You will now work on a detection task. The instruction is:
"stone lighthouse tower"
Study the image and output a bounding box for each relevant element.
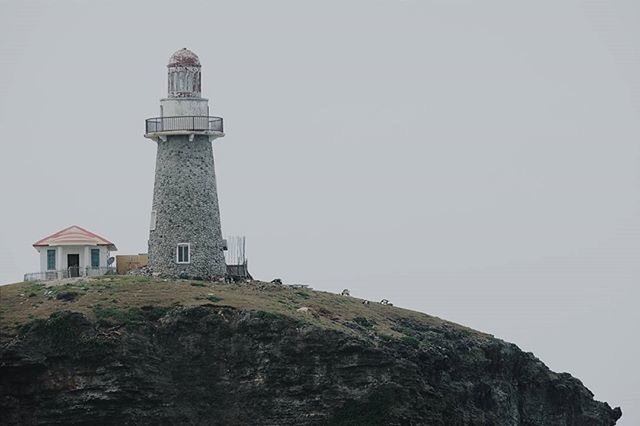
[144,48,226,279]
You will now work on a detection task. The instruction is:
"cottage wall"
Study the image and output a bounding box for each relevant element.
[38,246,110,272]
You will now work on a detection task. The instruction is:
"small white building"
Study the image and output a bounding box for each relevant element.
[25,225,117,281]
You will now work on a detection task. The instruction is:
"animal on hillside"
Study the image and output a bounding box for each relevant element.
[341,289,350,296]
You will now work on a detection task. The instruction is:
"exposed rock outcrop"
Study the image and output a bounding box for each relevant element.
[0,305,621,425]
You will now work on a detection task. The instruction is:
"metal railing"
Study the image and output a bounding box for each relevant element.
[24,267,116,282]
[145,116,223,134]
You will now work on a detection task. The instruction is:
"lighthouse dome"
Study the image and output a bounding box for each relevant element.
[167,48,201,98]
[168,48,201,67]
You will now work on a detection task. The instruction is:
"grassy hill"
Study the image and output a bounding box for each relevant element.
[0,275,480,342]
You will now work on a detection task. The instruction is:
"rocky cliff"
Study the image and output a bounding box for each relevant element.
[0,277,622,425]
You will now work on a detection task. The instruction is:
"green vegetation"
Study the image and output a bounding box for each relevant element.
[295,291,310,299]
[0,276,483,341]
[255,310,290,321]
[21,312,82,350]
[93,305,145,324]
[92,304,173,325]
[401,335,420,348]
[353,317,376,328]
[56,291,80,302]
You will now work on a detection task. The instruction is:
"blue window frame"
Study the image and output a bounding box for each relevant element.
[47,249,56,270]
[91,249,100,268]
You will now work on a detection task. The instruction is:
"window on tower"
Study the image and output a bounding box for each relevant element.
[177,243,190,264]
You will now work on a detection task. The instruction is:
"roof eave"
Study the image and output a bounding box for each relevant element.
[32,243,118,251]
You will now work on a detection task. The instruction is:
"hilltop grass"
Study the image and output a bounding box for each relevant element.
[0,276,486,341]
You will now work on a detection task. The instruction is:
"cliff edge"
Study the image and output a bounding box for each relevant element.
[0,277,622,425]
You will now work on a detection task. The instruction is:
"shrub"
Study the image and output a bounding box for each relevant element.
[295,291,310,299]
[47,315,80,346]
[93,305,144,324]
[401,335,420,348]
[140,305,171,320]
[255,311,289,321]
[353,317,376,328]
[56,291,80,302]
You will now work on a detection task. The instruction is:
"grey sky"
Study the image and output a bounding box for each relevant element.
[1,0,639,423]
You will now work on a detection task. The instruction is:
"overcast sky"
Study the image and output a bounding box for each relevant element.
[1,0,639,423]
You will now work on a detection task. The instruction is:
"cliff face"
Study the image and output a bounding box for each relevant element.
[1,301,621,425]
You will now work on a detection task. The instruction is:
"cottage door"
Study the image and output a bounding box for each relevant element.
[67,254,80,277]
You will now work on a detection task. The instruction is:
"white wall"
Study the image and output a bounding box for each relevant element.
[37,246,110,272]
[159,98,208,117]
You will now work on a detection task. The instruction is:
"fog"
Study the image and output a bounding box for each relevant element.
[1,1,639,423]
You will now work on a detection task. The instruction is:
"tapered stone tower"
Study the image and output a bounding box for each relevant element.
[144,48,226,279]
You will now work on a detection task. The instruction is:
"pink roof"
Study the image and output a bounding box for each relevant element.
[33,225,117,250]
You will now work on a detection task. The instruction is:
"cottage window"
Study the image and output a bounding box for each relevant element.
[91,249,100,268]
[47,249,56,270]
[177,243,190,264]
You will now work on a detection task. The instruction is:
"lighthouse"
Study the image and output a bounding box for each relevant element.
[144,48,226,279]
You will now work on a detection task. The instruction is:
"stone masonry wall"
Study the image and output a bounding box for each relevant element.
[148,135,226,278]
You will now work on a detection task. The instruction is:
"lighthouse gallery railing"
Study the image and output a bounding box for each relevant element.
[145,116,223,134]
